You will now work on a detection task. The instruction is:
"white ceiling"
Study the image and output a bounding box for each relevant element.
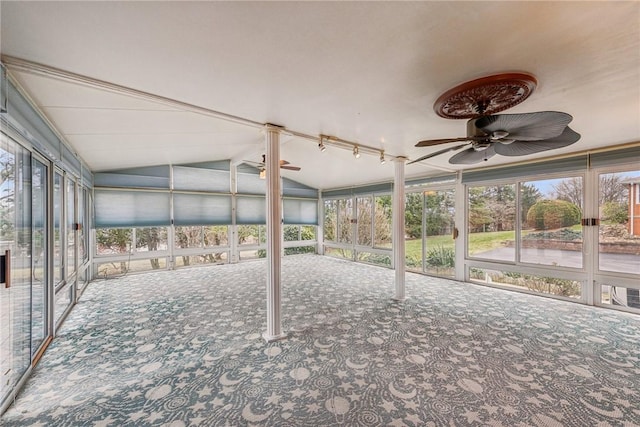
[1,1,639,190]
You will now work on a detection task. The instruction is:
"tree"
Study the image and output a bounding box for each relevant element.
[552,177,582,206]
[96,228,132,272]
[520,183,543,224]
[404,193,422,239]
[553,175,626,207]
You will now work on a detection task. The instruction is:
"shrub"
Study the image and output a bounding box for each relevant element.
[526,199,581,230]
[426,245,455,268]
[601,201,628,224]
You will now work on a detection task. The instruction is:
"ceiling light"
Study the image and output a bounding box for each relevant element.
[259,169,266,179]
[353,146,360,159]
[379,150,385,164]
[318,138,327,152]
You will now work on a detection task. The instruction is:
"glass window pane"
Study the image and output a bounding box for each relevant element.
[338,199,353,244]
[301,225,316,241]
[325,247,353,260]
[175,253,228,267]
[600,284,640,311]
[425,189,455,278]
[468,184,516,261]
[323,200,337,242]
[175,226,203,249]
[374,195,392,248]
[204,226,228,247]
[53,172,63,284]
[66,177,76,276]
[357,196,372,246]
[284,225,300,242]
[405,193,423,272]
[238,225,260,245]
[135,227,168,252]
[520,178,583,268]
[598,171,640,274]
[469,268,582,299]
[96,228,132,255]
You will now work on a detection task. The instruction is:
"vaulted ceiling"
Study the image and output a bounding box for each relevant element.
[1,1,639,189]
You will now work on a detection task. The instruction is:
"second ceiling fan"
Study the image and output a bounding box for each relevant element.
[409,73,581,165]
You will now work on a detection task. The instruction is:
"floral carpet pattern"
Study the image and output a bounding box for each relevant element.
[2,255,640,426]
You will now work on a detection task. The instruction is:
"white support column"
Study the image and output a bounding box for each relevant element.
[229,163,238,264]
[454,171,466,281]
[393,157,407,301]
[263,124,287,342]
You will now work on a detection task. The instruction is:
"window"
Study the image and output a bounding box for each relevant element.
[469,267,582,299]
[323,200,337,242]
[467,184,516,262]
[519,178,583,268]
[374,195,392,248]
[337,199,353,244]
[598,171,640,274]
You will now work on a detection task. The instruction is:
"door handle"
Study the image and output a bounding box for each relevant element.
[1,250,10,288]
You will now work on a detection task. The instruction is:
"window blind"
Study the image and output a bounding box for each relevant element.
[462,156,588,183]
[173,193,232,225]
[283,198,318,225]
[94,189,170,228]
[173,166,230,193]
[236,195,266,224]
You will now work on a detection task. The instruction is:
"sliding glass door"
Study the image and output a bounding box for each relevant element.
[31,156,49,356]
[0,134,32,408]
[405,188,456,278]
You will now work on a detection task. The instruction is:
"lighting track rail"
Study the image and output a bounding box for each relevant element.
[2,55,402,161]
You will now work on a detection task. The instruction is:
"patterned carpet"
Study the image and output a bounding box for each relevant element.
[2,255,640,426]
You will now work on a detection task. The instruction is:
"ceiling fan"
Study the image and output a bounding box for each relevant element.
[244,154,301,175]
[409,73,581,165]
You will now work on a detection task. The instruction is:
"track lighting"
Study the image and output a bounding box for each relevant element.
[379,150,385,164]
[318,138,327,152]
[353,145,360,159]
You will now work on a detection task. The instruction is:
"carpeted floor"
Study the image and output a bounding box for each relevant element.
[2,254,640,426]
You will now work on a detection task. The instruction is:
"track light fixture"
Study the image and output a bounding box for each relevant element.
[353,145,360,159]
[379,150,386,164]
[318,138,327,152]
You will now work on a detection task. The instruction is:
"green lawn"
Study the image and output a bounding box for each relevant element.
[405,230,520,259]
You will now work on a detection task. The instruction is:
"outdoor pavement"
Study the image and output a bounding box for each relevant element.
[477,247,640,274]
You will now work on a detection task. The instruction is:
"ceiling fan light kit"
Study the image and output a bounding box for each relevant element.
[411,72,580,165]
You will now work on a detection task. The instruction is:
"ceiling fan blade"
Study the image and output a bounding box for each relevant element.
[280,160,290,166]
[408,143,470,164]
[280,165,301,171]
[416,137,478,147]
[494,126,581,157]
[242,160,262,167]
[449,145,496,164]
[476,111,572,141]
